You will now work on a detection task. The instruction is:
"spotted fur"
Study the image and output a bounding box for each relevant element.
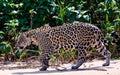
[15,21,112,71]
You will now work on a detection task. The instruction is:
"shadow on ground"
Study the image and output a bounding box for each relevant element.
[13,66,114,75]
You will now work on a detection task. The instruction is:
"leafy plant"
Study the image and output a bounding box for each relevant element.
[0,31,4,41]
[0,42,13,61]
[0,42,12,54]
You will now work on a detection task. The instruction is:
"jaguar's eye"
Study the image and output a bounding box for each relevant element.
[19,46,24,49]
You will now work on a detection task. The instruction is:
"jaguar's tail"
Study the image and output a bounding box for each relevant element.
[110,31,120,45]
[103,31,119,45]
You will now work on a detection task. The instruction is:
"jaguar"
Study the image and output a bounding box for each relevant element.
[15,21,117,71]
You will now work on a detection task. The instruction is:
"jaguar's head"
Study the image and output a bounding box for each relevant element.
[15,33,32,50]
[15,24,51,50]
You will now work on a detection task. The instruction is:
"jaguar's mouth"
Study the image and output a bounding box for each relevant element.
[14,46,24,50]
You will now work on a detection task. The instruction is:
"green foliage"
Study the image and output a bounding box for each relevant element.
[0,42,12,55]
[0,31,4,40]
[0,0,120,61]
[50,49,77,63]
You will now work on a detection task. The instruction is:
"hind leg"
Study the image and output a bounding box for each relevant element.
[102,48,111,66]
[71,47,87,69]
[91,40,111,66]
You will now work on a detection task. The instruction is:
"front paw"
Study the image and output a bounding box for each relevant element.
[102,63,109,66]
[71,66,78,70]
[40,66,47,71]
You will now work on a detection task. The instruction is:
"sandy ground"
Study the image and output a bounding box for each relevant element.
[0,60,120,75]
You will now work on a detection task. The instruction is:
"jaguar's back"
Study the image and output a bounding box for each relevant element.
[43,22,101,51]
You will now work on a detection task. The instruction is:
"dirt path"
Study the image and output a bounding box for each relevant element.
[0,60,120,75]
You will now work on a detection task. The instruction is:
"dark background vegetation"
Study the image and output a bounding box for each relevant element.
[0,0,120,62]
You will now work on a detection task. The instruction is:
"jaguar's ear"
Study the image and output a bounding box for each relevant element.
[26,34,29,37]
[26,33,30,38]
